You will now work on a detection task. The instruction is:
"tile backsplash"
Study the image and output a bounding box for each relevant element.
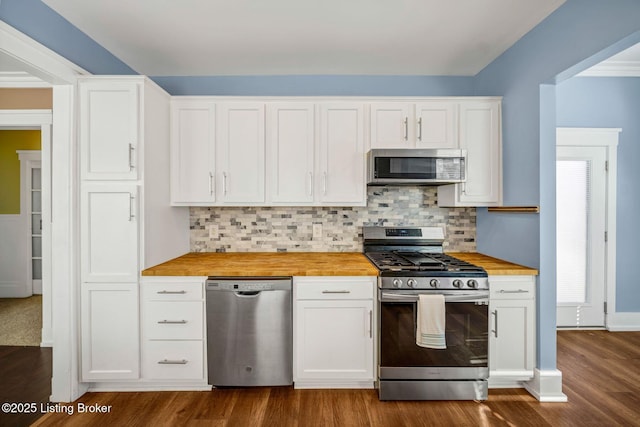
[190,186,476,252]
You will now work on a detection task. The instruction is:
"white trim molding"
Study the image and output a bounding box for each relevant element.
[607,313,640,331]
[557,128,619,332]
[0,21,88,85]
[524,369,568,402]
[578,61,640,77]
[2,21,87,403]
[0,109,52,127]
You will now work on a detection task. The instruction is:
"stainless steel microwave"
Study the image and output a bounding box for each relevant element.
[367,149,466,185]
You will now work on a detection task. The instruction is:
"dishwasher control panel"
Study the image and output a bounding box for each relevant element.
[208,282,273,291]
[206,277,292,292]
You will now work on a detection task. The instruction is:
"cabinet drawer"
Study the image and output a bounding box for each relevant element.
[295,278,374,300]
[142,340,204,380]
[142,281,204,302]
[490,277,535,300]
[144,301,204,340]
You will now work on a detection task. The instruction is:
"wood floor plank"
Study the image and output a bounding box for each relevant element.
[23,331,640,426]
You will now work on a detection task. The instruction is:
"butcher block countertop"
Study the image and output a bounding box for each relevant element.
[447,252,538,276]
[141,252,379,277]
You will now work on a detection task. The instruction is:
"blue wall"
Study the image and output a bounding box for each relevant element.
[473,0,640,370]
[4,0,640,373]
[0,0,135,74]
[556,76,640,312]
[152,75,474,96]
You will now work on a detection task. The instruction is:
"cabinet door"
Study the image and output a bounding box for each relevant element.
[268,103,315,203]
[370,103,412,148]
[81,283,139,380]
[217,103,265,203]
[318,103,366,205]
[415,102,457,149]
[170,101,216,204]
[295,299,374,381]
[489,298,535,379]
[81,183,139,283]
[80,80,139,180]
[458,101,502,205]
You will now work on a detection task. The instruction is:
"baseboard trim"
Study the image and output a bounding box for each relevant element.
[294,380,374,389]
[523,369,568,402]
[87,382,212,392]
[607,312,640,331]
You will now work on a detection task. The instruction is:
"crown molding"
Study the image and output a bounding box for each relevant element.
[578,60,640,77]
[0,71,51,88]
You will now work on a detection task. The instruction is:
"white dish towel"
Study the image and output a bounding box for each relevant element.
[416,294,447,349]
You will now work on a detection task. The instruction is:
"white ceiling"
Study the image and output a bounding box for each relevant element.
[41,0,567,76]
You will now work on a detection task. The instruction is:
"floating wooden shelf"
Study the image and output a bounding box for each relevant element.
[487,206,540,213]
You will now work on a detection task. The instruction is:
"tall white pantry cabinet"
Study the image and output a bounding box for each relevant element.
[79,77,189,382]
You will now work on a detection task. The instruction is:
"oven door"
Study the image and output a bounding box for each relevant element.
[378,290,489,380]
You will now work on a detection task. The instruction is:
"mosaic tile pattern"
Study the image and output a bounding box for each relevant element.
[190,186,476,252]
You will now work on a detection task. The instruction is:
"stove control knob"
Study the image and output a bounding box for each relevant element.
[429,279,439,288]
[453,279,464,288]
[467,279,478,289]
[407,279,417,288]
[392,279,402,288]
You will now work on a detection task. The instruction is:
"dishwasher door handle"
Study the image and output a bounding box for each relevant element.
[234,291,262,297]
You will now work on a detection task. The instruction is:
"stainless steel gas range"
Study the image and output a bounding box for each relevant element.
[363,226,489,401]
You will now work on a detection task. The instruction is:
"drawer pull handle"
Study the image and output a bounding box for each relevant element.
[157,290,187,295]
[321,290,351,294]
[157,320,188,324]
[158,359,188,365]
[499,289,529,294]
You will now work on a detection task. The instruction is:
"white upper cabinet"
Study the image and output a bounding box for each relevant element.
[216,103,266,204]
[170,99,366,206]
[170,101,216,204]
[267,103,315,204]
[169,97,500,207]
[80,80,140,180]
[370,101,457,149]
[415,102,458,149]
[438,100,502,206]
[318,103,366,205]
[370,103,412,149]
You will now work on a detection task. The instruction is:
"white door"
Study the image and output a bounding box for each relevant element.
[415,102,458,149]
[81,282,140,380]
[81,183,139,283]
[556,145,607,327]
[295,299,374,380]
[79,81,139,180]
[217,103,265,203]
[268,103,315,203]
[370,103,412,148]
[457,101,502,205]
[29,163,43,294]
[318,103,366,205]
[170,101,216,204]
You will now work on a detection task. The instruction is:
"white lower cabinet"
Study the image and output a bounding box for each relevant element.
[488,275,536,387]
[140,277,209,388]
[81,283,139,381]
[293,276,376,388]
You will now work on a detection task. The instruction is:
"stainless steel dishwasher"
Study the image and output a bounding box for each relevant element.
[206,277,293,387]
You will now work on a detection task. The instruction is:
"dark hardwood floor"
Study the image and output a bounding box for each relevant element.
[4,331,640,426]
[0,346,52,427]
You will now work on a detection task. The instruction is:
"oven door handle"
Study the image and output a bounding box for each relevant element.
[380,292,488,304]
